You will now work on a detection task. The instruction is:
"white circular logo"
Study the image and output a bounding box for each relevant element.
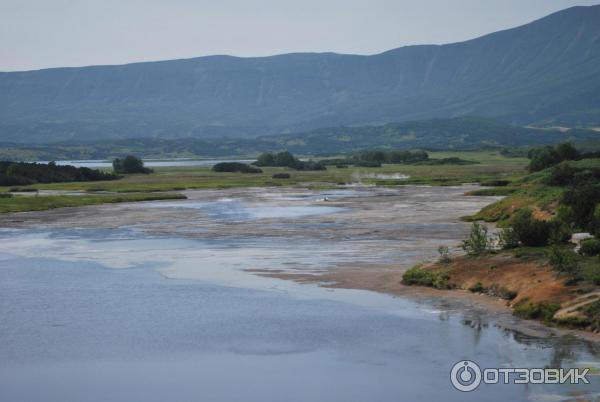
[450,360,482,392]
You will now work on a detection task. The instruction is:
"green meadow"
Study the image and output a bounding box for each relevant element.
[0,151,530,213]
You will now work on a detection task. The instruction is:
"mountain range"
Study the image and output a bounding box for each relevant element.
[0,5,599,144]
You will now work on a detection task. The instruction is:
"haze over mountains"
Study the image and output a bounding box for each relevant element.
[1,5,599,145]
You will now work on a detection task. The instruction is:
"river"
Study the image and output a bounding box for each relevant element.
[0,186,598,402]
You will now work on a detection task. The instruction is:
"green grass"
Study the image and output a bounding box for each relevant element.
[0,151,530,213]
[0,192,186,213]
[401,265,451,289]
[464,158,600,224]
[0,151,530,193]
[513,299,561,323]
[466,184,564,225]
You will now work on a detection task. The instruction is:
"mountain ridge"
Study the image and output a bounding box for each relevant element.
[1,5,599,143]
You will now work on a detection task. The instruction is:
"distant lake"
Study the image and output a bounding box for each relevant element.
[39,159,256,169]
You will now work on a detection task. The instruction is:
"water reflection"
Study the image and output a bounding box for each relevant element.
[1,187,599,402]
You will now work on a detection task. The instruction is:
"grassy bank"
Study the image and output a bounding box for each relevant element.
[0,151,529,194]
[465,158,600,225]
[402,249,600,332]
[0,192,186,214]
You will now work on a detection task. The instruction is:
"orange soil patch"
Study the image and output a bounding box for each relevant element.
[426,253,572,306]
[532,207,553,221]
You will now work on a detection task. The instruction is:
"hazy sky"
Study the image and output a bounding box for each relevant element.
[1,0,598,71]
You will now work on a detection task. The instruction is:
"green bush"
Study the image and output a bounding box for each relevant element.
[437,246,451,263]
[497,227,520,249]
[527,142,579,173]
[480,180,510,187]
[593,204,600,235]
[9,187,38,192]
[354,160,381,167]
[528,146,560,172]
[561,185,600,232]
[112,155,152,174]
[271,173,291,179]
[511,209,552,247]
[555,142,580,161]
[254,152,325,171]
[0,161,116,184]
[547,245,580,278]
[513,299,561,322]
[579,238,600,257]
[584,300,600,331]
[468,282,485,293]
[546,162,577,186]
[548,220,573,244]
[461,222,492,256]
[582,263,600,285]
[212,162,262,173]
[402,266,450,289]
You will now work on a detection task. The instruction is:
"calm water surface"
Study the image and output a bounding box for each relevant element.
[0,193,599,402]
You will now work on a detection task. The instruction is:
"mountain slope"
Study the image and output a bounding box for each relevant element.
[1,5,599,143]
[2,117,598,160]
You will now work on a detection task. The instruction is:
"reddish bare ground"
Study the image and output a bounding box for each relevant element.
[426,253,572,306]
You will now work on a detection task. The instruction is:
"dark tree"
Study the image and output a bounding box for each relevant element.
[112,155,153,174]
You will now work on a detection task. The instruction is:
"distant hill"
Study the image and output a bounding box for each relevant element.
[2,117,598,160]
[0,5,599,144]
[259,117,600,154]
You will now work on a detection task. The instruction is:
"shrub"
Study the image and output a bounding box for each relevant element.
[560,185,600,232]
[354,160,381,168]
[584,300,600,331]
[592,204,600,235]
[401,266,450,289]
[0,193,13,198]
[548,220,573,244]
[437,246,451,264]
[582,263,600,285]
[254,152,326,171]
[547,245,580,278]
[421,157,478,165]
[497,227,520,249]
[0,174,34,186]
[555,205,575,225]
[511,209,552,247]
[212,162,262,173]
[112,155,153,174]
[461,222,492,256]
[527,142,579,173]
[513,299,561,322]
[528,146,560,172]
[0,161,115,184]
[480,180,510,187]
[546,162,577,186]
[579,238,600,257]
[469,282,485,293]
[555,142,580,161]
[294,160,326,171]
[254,152,276,166]
[272,173,291,179]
